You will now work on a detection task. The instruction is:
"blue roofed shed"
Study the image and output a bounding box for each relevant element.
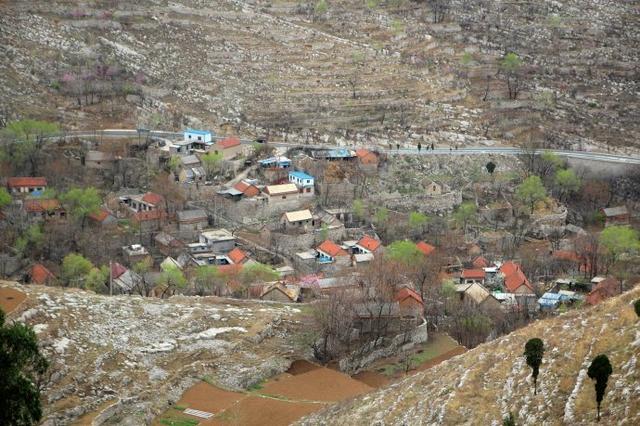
[259,156,291,168]
[538,292,570,310]
[289,171,314,188]
[184,129,213,143]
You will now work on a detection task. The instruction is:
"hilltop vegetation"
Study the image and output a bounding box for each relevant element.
[299,285,640,425]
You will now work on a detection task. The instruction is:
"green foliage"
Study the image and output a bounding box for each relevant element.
[240,263,279,285]
[540,151,563,170]
[408,211,429,231]
[1,120,59,172]
[460,52,474,66]
[485,161,496,175]
[599,226,640,264]
[194,265,220,294]
[366,0,379,9]
[133,257,153,275]
[60,187,101,227]
[168,156,181,173]
[462,313,493,335]
[500,52,522,73]
[0,187,11,209]
[15,225,44,256]
[503,412,516,426]
[390,19,404,36]
[524,338,544,395]
[633,299,640,317]
[386,240,424,266]
[84,266,109,293]
[374,207,389,225]
[554,169,581,197]
[319,223,329,241]
[62,253,94,286]
[158,266,187,291]
[4,119,59,142]
[587,354,613,421]
[516,175,547,213]
[453,202,476,230]
[352,199,365,221]
[201,151,223,178]
[0,308,49,426]
[314,0,328,15]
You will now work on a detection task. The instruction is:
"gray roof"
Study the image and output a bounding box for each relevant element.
[86,151,115,162]
[181,155,201,166]
[177,209,208,222]
[602,206,628,217]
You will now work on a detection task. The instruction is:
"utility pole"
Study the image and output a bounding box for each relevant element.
[109,260,113,296]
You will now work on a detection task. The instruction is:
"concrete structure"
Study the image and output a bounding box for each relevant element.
[601,206,630,226]
[7,177,47,195]
[259,156,291,169]
[177,209,208,238]
[85,151,116,169]
[280,209,314,230]
[288,171,315,196]
[23,199,66,222]
[214,136,244,160]
[184,129,213,144]
[264,183,299,203]
[199,228,236,253]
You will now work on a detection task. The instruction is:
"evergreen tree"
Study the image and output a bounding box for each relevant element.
[587,354,613,421]
[524,338,544,395]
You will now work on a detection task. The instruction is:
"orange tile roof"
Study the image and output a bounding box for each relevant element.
[218,137,241,149]
[416,241,435,256]
[355,149,378,164]
[228,248,247,264]
[111,262,128,280]
[317,240,348,258]
[31,263,55,284]
[24,199,63,213]
[462,269,486,279]
[142,192,163,205]
[7,177,47,188]
[499,261,519,276]
[233,181,260,197]
[504,269,534,293]
[89,208,110,222]
[395,287,423,305]
[357,235,381,252]
[586,277,620,305]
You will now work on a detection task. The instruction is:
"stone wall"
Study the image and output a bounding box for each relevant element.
[377,191,462,214]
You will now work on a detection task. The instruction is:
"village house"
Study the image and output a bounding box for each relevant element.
[460,269,486,285]
[288,171,315,196]
[132,209,165,232]
[29,263,56,285]
[316,239,350,266]
[586,277,621,305]
[394,286,424,316]
[178,155,206,183]
[214,136,244,160]
[184,128,213,144]
[120,192,163,213]
[177,209,208,238]
[122,244,149,265]
[199,228,236,253]
[154,232,185,257]
[263,183,299,203]
[218,179,261,200]
[312,148,356,161]
[260,282,300,303]
[88,208,117,227]
[23,199,66,222]
[110,262,142,294]
[85,150,116,170]
[600,206,630,226]
[455,282,502,312]
[500,262,534,295]
[354,235,383,255]
[259,156,291,169]
[280,209,314,231]
[7,177,47,195]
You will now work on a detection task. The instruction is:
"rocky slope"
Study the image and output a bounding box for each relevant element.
[299,285,640,425]
[0,0,638,152]
[1,281,306,425]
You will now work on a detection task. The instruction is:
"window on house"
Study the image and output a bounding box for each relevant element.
[198,136,202,141]
[306,188,311,193]
[282,195,286,199]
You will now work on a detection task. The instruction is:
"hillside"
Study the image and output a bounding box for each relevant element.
[0,0,638,151]
[0,281,307,425]
[299,285,640,425]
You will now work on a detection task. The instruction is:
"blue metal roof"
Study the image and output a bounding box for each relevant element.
[538,292,570,307]
[326,149,354,158]
[289,171,314,180]
[184,128,211,136]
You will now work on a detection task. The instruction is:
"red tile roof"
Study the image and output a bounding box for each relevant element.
[111,262,128,280]
[7,177,47,188]
[233,181,260,197]
[472,256,489,268]
[355,149,378,164]
[357,235,381,252]
[499,261,519,277]
[218,137,241,149]
[23,199,63,213]
[416,241,435,256]
[317,240,348,258]
[89,208,110,222]
[462,269,486,279]
[228,248,248,264]
[142,192,163,205]
[31,264,55,284]
[395,287,423,306]
[504,269,534,293]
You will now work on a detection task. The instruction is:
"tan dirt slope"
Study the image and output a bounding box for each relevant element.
[299,286,640,425]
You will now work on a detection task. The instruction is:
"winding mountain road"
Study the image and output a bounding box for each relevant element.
[54,129,640,165]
